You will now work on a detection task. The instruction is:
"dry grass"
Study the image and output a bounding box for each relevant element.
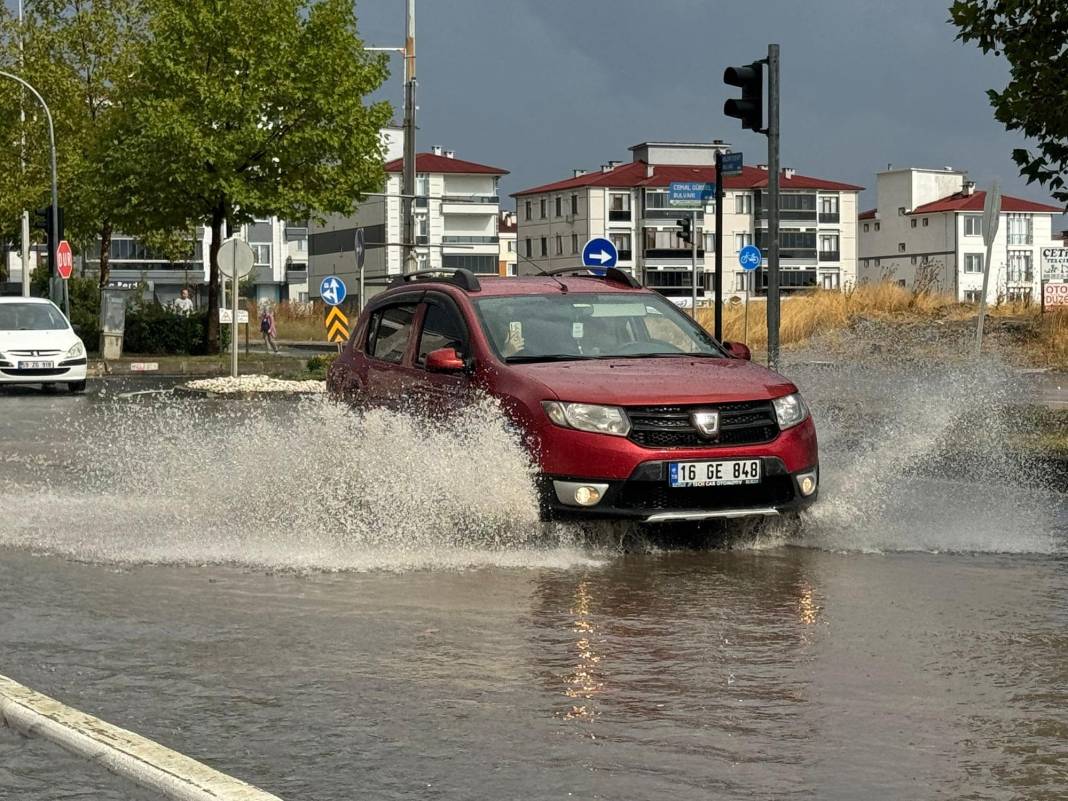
[1029,308,1068,368]
[244,299,327,341]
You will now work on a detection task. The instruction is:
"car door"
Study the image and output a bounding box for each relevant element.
[411,293,474,414]
[362,301,421,407]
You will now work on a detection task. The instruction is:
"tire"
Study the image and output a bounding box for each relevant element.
[67,380,87,394]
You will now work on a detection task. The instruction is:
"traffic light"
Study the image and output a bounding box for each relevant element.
[32,205,64,240]
[724,61,764,132]
[677,217,692,245]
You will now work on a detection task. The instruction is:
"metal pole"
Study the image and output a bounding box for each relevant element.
[766,43,781,370]
[231,270,238,378]
[359,264,365,312]
[401,0,416,274]
[690,209,698,319]
[714,150,724,340]
[18,1,30,298]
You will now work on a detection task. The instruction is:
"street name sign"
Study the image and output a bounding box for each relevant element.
[320,275,347,306]
[720,152,744,176]
[56,240,73,280]
[668,181,716,208]
[582,237,618,275]
[738,244,762,272]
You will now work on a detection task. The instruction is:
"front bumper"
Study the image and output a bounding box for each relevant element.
[0,357,87,384]
[541,458,819,522]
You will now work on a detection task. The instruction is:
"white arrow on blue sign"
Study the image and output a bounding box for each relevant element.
[738,244,762,272]
[320,275,347,306]
[581,237,618,275]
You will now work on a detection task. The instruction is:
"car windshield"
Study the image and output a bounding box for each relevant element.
[0,302,69,331]
[473,292,726,363]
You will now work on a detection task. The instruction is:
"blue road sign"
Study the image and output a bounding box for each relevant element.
[319,275,347,306]
[582,237,618,275]
[668,181,716,208]
[738,244,762,272]
[720,152,743,176]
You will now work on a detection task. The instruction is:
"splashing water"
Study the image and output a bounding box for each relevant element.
[0,393,598,571]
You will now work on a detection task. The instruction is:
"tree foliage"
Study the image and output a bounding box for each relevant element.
[106,0,392,351]
[950,0,1068,206]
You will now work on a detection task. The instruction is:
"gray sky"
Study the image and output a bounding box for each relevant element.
[356,0,1062,220]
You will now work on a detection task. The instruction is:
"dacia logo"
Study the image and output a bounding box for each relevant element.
[691,410,720,438]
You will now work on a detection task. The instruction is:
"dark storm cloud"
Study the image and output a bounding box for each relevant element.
[356,0,1052,212]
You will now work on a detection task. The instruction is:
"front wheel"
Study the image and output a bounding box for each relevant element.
[67,380,87,394]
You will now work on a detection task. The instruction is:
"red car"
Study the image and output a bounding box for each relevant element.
[328,268,818,523]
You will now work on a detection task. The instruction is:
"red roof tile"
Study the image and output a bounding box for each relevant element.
[859,208,877,220]
[384,152,508,175]
[499,218,517,234]
[909,190,1061,215]
[512,162,863,196]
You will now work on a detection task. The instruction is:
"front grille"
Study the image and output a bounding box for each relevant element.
[627,401,779,448]
[1,367,67,377]
[615,475,796,512]
[8,350,61,357]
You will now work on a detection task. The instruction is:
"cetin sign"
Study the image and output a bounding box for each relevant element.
[1041,247,1068,281]
[668,181,716,208]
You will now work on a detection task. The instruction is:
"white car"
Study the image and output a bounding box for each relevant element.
[0,297,88,393]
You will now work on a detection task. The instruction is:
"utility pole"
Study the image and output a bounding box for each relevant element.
[401,0,417,274]
[690,209,699,317]
[714,149,724,340]
[18,0,30,297]
[766,43,781,369]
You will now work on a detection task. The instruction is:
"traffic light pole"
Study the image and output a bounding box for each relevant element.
[401,0,417,274]
[714,150,724,341]
[766,43,781,370]
[0,70,63,315]
[690,209,698,319]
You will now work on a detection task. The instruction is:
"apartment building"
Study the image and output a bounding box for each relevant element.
[857,167,1062,303]
[498,210,517,276]
[309,146,508,306]
[512,141,862,302]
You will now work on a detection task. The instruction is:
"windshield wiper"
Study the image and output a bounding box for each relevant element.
[505,354,593,364]
[591,352,723,360]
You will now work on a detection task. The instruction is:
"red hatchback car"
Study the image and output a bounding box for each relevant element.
[328,268,818,523]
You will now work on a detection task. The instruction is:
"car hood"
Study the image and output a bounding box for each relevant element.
[0,328,79,354]
[511,357,797,406]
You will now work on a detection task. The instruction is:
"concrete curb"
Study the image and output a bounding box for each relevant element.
[0,674,283,801]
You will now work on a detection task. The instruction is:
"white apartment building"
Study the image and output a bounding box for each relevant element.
[309,146,507,305]
[498,210,517,276]
[512,141,862,301]
[857,167,1061,303]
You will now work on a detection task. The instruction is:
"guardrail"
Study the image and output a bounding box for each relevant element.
[0,673,283,801]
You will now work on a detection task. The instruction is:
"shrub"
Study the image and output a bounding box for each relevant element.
[306,352,338,378]
[122,303,228,355]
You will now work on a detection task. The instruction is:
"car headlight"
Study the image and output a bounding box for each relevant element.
[772,392,809,429]
[66,341,85,358]
[542,401,631,437]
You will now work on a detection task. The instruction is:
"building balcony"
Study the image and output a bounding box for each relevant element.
[818,212,840,224]
[755,208,817,223]
[617,249,633,262]
[415,234,430,245]
[644,209,704,222]
[818,250,840,262]
[645,248,705,260]
[759,247,818,261]
[414,196,429,208]
[609,209,632,222]
[442,235,499,244]
[441,196,499,214]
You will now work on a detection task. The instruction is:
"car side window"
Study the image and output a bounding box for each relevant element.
[367,304,416,364]
[417,302,468,365]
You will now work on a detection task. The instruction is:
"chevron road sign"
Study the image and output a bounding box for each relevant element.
[324,305,350,343]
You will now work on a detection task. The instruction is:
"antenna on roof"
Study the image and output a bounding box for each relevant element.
[512,252,568,293]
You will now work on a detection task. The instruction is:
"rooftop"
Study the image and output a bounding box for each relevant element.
[384,152,509,176]
[862,191,1062,219]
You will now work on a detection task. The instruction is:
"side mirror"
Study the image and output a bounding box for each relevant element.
[724,341,752,361]
[425,347,466,373]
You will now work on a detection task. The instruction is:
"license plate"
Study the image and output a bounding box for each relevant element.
[19,361,53,370]
[669,459,762,487]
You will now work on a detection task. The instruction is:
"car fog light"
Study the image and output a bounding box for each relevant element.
[574,486,601,506]
[798,472,818,497]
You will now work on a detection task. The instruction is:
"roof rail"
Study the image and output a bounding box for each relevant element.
[543,266,642,289]
[387,268,481,292]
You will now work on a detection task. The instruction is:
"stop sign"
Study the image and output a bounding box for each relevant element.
[56,240,73,280]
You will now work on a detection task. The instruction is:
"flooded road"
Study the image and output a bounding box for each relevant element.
[1,367,1066,799]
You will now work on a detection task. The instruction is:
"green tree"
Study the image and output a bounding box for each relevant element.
[107,0,391,352]
[950,1,1068,206]
[0,1,147,289]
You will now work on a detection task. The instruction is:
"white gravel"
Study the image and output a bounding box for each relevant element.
[182,374,325,394]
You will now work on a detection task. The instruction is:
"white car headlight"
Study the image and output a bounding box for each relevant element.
[542,401,631,437]
[772,392,809,429]
[66,341,85,358]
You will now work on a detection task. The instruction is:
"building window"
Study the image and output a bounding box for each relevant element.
[1007,213,1033,245]
[863,223,869,232]
[898,242,906,253]
[862,258,869,267]
[524,200,531,221]
[910,256,917,265]
[735,272,749,291]
[922,218,929,227]
[1007,251,1033,282]
[251,244,271,265]
[555,234,563,255]
[610,232,631,257]
[570,194,579,216]
[524,239,532,258]
[910,219,917,228]
[645,189,669,209]
[874,258,881,267]
[875,222,881,231]
[540,237,547,257]
[555,196,562,218]
[898,207,906,216]
[735,194,753,214]
[819,234,839,253]
[964,215,982,236]
[734,232,753,250]
[703,232,715,251]
[965,289,982,303]
[539,198,546,219]
[571,233,579,254]
[610,193,630,211]
[507,240,515,253]
[415,173,429,196]
[964,253,984,273]
[820,195,838,215]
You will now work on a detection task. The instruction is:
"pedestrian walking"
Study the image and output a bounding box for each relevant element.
[173,288,194,315]
[260,305,280,354]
